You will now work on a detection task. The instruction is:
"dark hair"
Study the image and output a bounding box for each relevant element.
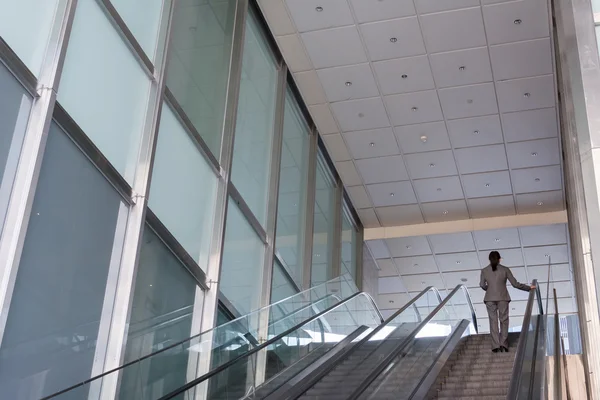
[489,251,501,271]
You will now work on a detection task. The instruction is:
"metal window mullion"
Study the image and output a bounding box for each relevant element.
[355,229,364,291]
[331,178,343,280]
[0,0,77,347]
[302,130,318,290]
[93,1,175,398]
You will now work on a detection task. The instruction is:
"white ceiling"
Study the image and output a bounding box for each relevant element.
[368,223,576,333]
[257,0,564,228]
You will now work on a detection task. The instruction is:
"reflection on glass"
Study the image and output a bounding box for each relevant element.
[58,0,151,183]
[341,208,358,282]
[0,0,59,75]
[0,123,127,399]
[230,11,278,227]
[0,62,32,233]
[271,259,299,303]
[311,154,337,287]
[149,102,218,270]
[111,0,163,59]
[220,199,266,316]
[166,0,236,156]
[275,90,310,287]
[119,226,196,399]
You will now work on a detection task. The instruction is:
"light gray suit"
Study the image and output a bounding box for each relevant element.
[480,264,531,349]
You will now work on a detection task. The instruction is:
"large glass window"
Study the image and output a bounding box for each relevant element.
[111,0,163,60]
[230,11,279,227]
[58,0,151,183]
[271,259,299,304]
[341,209,358,282]
[166,0,236,156]
[311,155,337,287]
[0,122,128,399]
[119,226,197,398]
[219,199,266,316]
[0,62,32,233]
[148,102,218,270]
[0,0,59,75]
[274,91,311,287]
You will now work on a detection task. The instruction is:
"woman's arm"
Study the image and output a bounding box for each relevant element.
[507,268,531,291]
[480,270,487,291]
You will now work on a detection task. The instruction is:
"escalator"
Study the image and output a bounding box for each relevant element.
[44,279,546,400]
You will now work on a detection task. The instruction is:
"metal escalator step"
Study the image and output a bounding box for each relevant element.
[436,396,507,400]
[444,373,511,383]
[437,387,509,396]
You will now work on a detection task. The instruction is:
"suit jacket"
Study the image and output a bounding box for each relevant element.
[479,264,530,302]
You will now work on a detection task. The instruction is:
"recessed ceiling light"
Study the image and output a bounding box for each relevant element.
[370,142,375,147]
[421,281,426,284]
[537,201,544,206]
[461,278,468,282]
[390,192,395,197]
[189,26,197,32]
[315,253,321,257]
[443,210,449,215]
[149,284,153,287]
[456,261,461,264]
[420,135,428,143]
[467,99,474,104]
[485,183,490,187]
[473,130,480,135]
[437,188,442,192]
[316,6,324,12]
[545,254,550,258]
[429,163,435,168]
[358,112,364,118]
[459,66,466,71]
[514,19,522,24]
[524,92,531,97]
[415,264,420,268]
[411,106,418,112]
[401,74,408,79]
[406,245,412,249]
[495,238,501,242]
[345,81,352,86]
[531,152,538,156]
[389,300,394,304]
[535,178,541,182]
[390,37,398,43]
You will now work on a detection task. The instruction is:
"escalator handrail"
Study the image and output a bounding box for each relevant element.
[459,284,479,334]
[157,287,436,400]
[507,279,543,398]
[363,291,386,323]
[347,284,476,400]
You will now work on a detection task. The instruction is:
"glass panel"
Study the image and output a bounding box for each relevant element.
[0,0,59,75]
[311,155,337,287]
[166,0,236,157]
[275,90,310,287]
[593,0,600,13]
[58,0,151,183]
[119,226,197,398]
[271,259,299,303]
[0,63,32,233]
[0,122,127,399]
[149,102,218,270]
[111,0,163,60]
[230,12,279,226]
[220,199,266,316]
[341,208,358,282]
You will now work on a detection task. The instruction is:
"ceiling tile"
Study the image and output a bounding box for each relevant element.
[377,258,397,276]
[386,236,432,257]
[502,108,558,143]
[506,138,561,169]
[507,288,530,302]
[421,200,469,222]
[415,0,480,14]
[330,97,390,132]
[301,26,368,69]
[455,144,508,174]
[420,7,487,53]
[276,34,313,72]
[367,239,391,259]
[309,104,338,134]
[294,71,327,105]
[395,122,451,154]
[349,0,416,23]
[394,255,439,275]
[490,38,553,81]
[483,0,550,45]
[376,205,424,226]
[496,75,556,113]
[429,232,476,253]
[258,0,295,36]
[443,270,481,289]
[373,56,435,96]
[402,273,445,292]
[317,64,380,103]
[360,17,426,61]
[429,47,493,89]
[511,165,562,194]
[346,185,372,209]
[469,290,486,304]
[358,208,380,228]
[446,115,503,149]
[343,128,400,159]
[462,170,513,198]
[527,263,571,282]
[538,282,573,300]
[474,228,521,250]
[468,196,516,218]
[379,290,410,304]
[385,90,443,126]
[516,190,564,214]
[356,155,409,184]
[523,244,569,265]
[436,252,481,272]
[405,150,458,179]
[285,0,354,32]
[322,133,351,161]
[520,224,567,247]
[413,176,465,203]
[336,160,363,186]
[438,83,498,120]
[478,248,524,267]
[367,181,417,207]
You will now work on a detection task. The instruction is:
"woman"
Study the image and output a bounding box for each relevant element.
[479,251,535,353]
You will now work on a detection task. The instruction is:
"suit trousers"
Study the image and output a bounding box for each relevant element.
[485,301,509,349]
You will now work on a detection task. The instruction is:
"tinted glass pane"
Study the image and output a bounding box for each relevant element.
[58,0,151,183]
[167,0,236,157]
[271,260,298,303]
[149,102,218,270]
[231,12,278,227]
[111,0,163,59]
[311,156,336,286]
[341,210,357,282]
[0,123,127,399]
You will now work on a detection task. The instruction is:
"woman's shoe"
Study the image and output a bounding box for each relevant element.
[492,348,500,353]
[501,346,509,352]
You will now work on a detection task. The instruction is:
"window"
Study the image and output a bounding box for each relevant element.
[0,122,128,399]
[58,0,151,183]
[271,259,299,304]
[341,208,358,282]
[230,11,279,227]
[148,102,218,270]
[166,0,237,157]
[110,0,163,60]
